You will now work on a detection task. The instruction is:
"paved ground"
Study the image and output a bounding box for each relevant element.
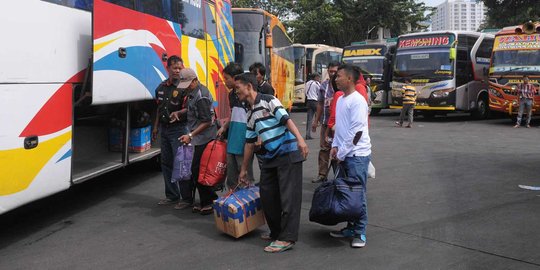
[1,111,540,270]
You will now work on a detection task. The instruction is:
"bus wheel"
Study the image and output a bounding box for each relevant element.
[472,96,489,120]
[423,111,436,120]
[370,108,381,116]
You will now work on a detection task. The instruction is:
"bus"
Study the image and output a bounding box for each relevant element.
[390,31,494,119]
[342,42,395,115]
[488,22,540,117]
[0,0,234,214]
[292,44,342,106]
[232,8,295,110]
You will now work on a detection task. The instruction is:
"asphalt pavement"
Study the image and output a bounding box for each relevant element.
[1,110,540,270]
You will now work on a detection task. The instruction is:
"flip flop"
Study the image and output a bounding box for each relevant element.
[199,205,214,215]
[263,241,294,253]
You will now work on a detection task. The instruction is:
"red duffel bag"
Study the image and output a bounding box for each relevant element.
[198,139,227,186]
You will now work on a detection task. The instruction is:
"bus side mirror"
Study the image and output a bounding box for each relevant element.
[265,24,273,48]
[234,42,244,64]
[449,48,456,60]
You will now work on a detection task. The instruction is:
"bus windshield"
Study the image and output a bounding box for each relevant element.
[491,49,540,74]
[393,49,453,80]
[343,57,384,77]
[233,12,265,71]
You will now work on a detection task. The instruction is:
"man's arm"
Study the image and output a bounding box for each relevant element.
[285,119,308,159]
[152,107,160,141]
[239,142,255,184]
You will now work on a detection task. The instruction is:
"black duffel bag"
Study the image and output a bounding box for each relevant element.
[309,169,365,226]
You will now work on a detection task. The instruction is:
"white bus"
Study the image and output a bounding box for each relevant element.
[390,31,494,119]
[0,0,234,214]
[292,44,342,105]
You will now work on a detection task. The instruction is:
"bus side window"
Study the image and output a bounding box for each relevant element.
[171,0,205,39]
[42,0,93,11]
[204,2,217,39]
[136,0,165,19]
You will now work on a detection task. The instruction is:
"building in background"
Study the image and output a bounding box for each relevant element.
[431,0,486,31]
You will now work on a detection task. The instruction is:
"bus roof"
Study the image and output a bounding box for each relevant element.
[496,22,540,35]
[399,30,493,38]
[232,8,291,43]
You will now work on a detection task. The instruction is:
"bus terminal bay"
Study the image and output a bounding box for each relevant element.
[1,112,539,269]
[2,0,540,269]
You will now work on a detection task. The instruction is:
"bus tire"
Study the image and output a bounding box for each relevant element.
[472,95,489,120]
[370,108,381,116]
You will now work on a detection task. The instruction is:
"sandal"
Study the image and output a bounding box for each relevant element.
[157,198,178,205]
[192,205,201,213]
[263,241,294,253]
[199,205,214,215]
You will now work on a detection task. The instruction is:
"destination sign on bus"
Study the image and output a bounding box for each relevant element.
[343,48,383,57]
[398,36,451,48]
[493,34,540,51]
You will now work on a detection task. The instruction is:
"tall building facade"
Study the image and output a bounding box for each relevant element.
[431,0,486,31]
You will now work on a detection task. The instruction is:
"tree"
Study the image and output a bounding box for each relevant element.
[482,0,540,28]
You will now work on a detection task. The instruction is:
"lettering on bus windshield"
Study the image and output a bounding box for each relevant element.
[399,36,451,48]
[494,34,540,51]
[343,48,382,57]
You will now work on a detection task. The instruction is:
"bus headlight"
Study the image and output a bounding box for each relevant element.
[489,88,503,98]
[431,89,454,98]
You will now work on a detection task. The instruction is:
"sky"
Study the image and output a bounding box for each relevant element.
[421,0,445,7]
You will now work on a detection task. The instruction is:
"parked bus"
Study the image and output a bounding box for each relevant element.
[232,8,295,110]
[390,31,494,119]
[0,0,234,214]
[292,44,342,106]
[342,41,395,115]
[488,22,540,117]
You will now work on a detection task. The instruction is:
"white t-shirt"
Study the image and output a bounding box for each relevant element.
[305,80,320,101]
[332,91,371,160]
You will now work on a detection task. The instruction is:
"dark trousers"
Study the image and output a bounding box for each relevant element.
[306,100,318,138]
[160,124,187,201]
[179,142,218,207]
[318,124,331,177]
[260,161,303,242]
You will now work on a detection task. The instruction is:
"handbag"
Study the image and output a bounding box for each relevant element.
[309,167,365,226]
[171,144,194,183]
[198,139,227,186]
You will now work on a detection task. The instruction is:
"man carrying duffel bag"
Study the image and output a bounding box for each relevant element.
[329,64,371,249]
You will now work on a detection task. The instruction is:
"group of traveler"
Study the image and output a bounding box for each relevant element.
[152,56,371,253]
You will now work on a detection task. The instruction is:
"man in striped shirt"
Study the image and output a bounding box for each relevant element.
[514,75,537,128]
[395,78,416,128]
[236,72,308,253]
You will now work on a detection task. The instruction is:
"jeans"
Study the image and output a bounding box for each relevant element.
[306,100,318,138]
[399,104,414,125]
[160,124,188,201]
[517,98,533,125]
[337,155,370,237]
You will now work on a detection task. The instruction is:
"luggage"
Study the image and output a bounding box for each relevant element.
[309,169,365,226]
[213,186,266,238]
[171,144,194,183]
[198,140,227,186]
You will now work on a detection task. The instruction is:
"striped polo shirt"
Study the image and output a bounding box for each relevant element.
[518,83,537,99]
[246,94,301,162]
[402,85,417,105]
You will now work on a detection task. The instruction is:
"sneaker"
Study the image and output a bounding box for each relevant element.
[312,175,326,183]
[395,121,402,127]
[351,236,366,248]
[514,124,520,128]
[329,227,355,238]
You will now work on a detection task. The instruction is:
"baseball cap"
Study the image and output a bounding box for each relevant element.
[177,68,197,89]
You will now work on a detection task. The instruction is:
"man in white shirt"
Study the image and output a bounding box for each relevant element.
[305,73,321,139]
[329,64,371,248]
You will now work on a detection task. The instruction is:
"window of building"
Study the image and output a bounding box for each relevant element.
[43,0,93,10]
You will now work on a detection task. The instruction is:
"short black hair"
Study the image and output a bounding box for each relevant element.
[331,73,340,92]
[403,77,411,83]
[328,61,341,68]
[234,72,258,90]
[337,64,360,83]
[223,62,244,77]
[167,55,183,67]
[249,62,266,77]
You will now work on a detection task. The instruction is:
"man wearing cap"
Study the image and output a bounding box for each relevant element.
[305,73,321,140]
[178,68,218,215]
[153,55,188,207]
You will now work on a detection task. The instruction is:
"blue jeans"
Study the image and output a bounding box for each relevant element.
[517,98,533,125]
[337,155,370,237]
[160,124,187,201]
